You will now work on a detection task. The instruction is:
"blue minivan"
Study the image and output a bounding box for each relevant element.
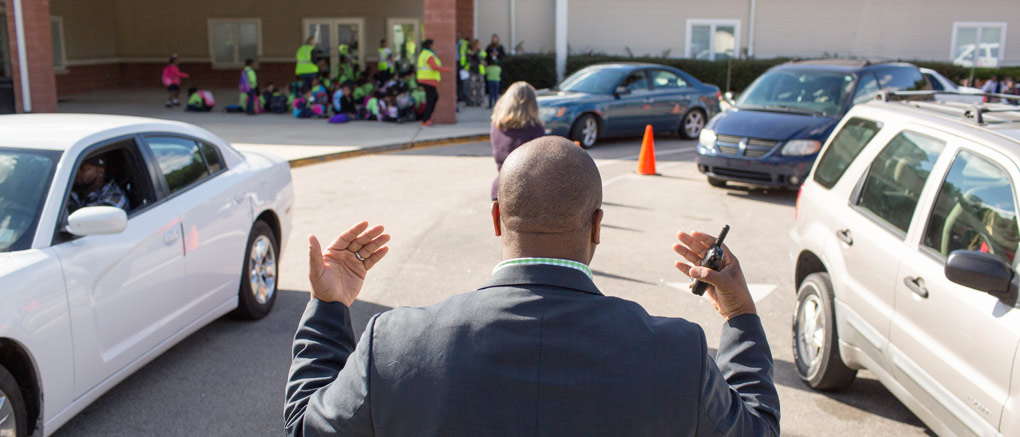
[696,60,929,188]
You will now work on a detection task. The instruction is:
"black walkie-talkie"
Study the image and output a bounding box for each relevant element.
[691,225,730,296]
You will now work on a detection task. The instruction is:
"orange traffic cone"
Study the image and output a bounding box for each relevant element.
[636,125,657,175]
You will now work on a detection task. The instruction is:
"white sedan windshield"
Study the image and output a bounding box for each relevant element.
[0,148,60,252]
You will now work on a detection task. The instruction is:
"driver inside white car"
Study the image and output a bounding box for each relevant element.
[68,156,129,213]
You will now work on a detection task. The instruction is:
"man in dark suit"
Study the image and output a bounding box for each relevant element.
[285,136,780,436]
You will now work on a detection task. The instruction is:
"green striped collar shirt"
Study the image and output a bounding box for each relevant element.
[492,257,593,280]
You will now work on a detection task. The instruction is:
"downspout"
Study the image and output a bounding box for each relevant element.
[509,0,516,55]
[13,0,30,112]
[555,0,567,83]
[473,0,478,40]
[747,0,756,58]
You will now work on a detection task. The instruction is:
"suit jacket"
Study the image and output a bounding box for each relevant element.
[285,264,780,436]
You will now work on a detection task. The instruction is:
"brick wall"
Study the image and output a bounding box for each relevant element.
[424,0,457,124]
[56,63,120,96]
[120,62,298,91]
[55,61,300,97]
[456,0,473,40]
[4,0,58,112]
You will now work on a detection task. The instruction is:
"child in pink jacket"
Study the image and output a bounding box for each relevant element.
[161,54,189,107]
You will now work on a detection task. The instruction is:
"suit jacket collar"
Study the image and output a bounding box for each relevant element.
[480,263,603,296]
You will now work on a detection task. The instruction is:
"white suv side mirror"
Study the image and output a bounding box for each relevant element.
[66,206,127,236]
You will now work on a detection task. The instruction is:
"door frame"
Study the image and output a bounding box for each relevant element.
[386,17,421,63]
[302,17,366,70]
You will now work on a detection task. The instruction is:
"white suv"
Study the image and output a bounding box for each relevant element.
[790,92,1020,436]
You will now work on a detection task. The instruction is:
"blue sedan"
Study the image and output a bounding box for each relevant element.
[538,63,721,148]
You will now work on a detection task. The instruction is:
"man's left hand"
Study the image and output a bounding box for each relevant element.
[308,221,390,306]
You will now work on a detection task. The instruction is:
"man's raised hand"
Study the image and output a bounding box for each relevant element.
[673,230,756,321]
[308,221,390,306]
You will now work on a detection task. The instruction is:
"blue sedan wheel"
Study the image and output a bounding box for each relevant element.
[570,114,599,149]
[680,109,706,139]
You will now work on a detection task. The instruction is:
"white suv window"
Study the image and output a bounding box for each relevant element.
[854,130,945,235]
[814,117,883,188]
[922,150,1019,261]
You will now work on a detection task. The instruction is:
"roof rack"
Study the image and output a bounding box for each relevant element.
[877,90,1020,125]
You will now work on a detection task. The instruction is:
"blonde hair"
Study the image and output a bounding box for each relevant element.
[491,81,543,131]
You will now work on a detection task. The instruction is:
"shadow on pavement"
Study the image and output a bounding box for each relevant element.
[55,290,392,436]
[722,185,798,207]
[602,201,653,211]
[704,348,929,431]
[592,269,656,285]
[601,223,644,233]
[766,353,930,432]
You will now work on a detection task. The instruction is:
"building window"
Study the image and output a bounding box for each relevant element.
[686,19,740,61]
[208,19,261,66]
[951,22,1006,68]
[51,16,66,71]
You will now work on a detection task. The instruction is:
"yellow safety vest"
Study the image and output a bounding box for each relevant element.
[417,50,441,82]
[295,44,318,75]
[405,40,416,59]
[378,48,389,71]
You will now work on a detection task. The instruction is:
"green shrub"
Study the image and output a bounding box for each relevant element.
[501,54,1020,92]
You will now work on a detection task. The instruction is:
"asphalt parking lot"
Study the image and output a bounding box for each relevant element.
[55,138,931,436]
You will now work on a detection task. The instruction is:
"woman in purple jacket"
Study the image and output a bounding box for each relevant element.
[490,81,545,200]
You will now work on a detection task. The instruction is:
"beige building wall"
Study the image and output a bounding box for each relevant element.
[45,0,1020,65]
[514,0,554,53]
[566,0,750,57]
[476,0,554,53]
[477,0,510,45]
[51,0,423,61]
[754,0,1020,64]
[50,0,118,61]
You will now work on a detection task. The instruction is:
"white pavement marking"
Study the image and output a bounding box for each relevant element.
[598,148,696,189]
[665,282,777,303]
[595,147,696,168]
[232,143,359,161]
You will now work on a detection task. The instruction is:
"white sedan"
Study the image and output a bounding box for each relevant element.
[0,114,293,436]
[920,67,984,104]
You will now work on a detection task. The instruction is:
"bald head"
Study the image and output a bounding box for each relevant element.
[498,136,602,234]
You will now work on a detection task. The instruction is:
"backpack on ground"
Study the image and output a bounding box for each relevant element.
[269,94,287,113]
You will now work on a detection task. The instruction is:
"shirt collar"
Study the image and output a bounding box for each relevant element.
[492,257,593,280]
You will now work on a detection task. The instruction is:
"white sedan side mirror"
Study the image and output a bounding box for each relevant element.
[66,206,127,236]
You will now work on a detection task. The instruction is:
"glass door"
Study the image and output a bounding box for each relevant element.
[0,8,15,114]
[336,21,361,69]
[303,18,365,73]
[387,18,420,71]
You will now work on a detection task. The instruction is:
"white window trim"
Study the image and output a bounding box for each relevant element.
[949,21,1007,66]
[685,19,741,61]
[207,18,263,68]
[51,16,67,73]
[302,17,367,70]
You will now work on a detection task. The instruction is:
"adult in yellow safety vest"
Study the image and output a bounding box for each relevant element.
[378,39,392,75]
[456,34,470,102]
[295,36,319,91]
[416,39,452,126]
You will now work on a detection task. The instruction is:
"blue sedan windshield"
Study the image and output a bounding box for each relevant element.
[737,69,855,116]
[0,148,61,252]
[557,68,627,94]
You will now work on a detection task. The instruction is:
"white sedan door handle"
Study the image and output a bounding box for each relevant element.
[162,229,180,245]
